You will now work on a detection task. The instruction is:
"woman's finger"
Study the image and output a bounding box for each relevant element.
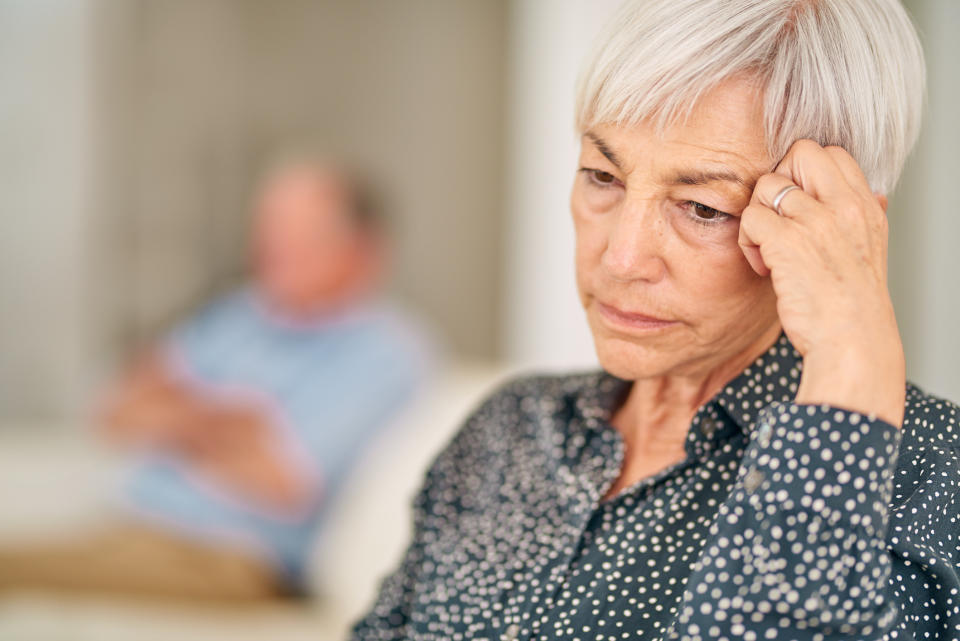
[772,139,852,202]
[737,202,790,276]
[750,173,822,221]
[821,145,874,198]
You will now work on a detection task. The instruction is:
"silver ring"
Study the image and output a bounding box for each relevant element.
[771,184,800,216]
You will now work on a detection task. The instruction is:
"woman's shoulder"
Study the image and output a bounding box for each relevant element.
[426,369,615,464]
[450,368,594,424]
[486,368,612,400]
[469,368,623,426]
[901,381,960,450]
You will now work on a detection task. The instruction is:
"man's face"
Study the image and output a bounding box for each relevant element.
[572,76,781,380]
[252,167,366,313]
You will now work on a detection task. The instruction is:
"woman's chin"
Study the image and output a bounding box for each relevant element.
[592,336,679,381]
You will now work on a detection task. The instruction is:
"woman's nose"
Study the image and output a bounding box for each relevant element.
[600,204,667,283]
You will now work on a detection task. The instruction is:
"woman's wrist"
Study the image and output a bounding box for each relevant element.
[796,334,906,429]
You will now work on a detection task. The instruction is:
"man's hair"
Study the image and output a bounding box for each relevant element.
[337,170,385,235]
[574,0,926,194]
[256,148,387,235]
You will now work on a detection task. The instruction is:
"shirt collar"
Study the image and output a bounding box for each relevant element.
[711,327,803,438]
[576,327,803,443]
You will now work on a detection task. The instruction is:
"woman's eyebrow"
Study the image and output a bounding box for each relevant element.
[585,133,622,169]
[668,168,756,191]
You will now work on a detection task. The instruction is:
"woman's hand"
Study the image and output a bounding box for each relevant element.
[738,139,906,428]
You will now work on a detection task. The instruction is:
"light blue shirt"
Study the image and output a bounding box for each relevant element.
[120,287,435,587]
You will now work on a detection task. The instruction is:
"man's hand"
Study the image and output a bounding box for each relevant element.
[738,139,906,428]
[97,352,316,513]
[187,406,318,514]
[97,352,205,450]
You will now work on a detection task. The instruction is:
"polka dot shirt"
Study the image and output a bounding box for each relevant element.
[351,329,960,640]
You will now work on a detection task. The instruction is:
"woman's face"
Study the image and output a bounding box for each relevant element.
[572,76,781,381]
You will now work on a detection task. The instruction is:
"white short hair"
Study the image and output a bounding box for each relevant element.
[574,0,925,194]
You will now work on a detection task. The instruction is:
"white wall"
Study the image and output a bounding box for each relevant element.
[0,0,100,416]
[502,0,621,370]
[889,0,960,402]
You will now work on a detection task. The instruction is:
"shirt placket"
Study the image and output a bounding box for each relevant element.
[498,418,625,641]
[518,403,732,640]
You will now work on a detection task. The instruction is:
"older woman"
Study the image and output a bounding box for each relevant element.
[352,1,959,640]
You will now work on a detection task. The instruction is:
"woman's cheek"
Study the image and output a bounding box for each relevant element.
[574,180,621,215]
[572,195,618,249]
[669,210,741,251]
[572,208,610,286]
[591,191,621,213]
[574,220,609,273]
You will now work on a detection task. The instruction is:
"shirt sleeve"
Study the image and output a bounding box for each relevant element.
[666,400,904,640]
[159,290,250,382]
[272,328,433,496]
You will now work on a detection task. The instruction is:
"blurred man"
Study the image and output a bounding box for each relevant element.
[0,160,435,602]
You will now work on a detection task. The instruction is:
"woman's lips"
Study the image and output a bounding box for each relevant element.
[596,300,678,330]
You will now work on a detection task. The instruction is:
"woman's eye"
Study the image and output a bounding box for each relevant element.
[684,201,731,225]
[580,168,621,188]
[692,202,722,219]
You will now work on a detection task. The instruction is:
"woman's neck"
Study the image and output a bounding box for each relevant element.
[611,321,783,457]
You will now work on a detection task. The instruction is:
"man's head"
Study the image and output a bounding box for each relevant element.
[251,160,385,316]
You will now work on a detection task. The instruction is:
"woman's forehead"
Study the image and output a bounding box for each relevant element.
[581,77,772,173]
[581,126,770,191]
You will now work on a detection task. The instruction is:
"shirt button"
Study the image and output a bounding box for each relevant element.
[700,417,718,438]
[756,420,772,447]
[743,467,765,493]
[502,623,520,641]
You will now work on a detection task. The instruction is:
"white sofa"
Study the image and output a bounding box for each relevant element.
[0,361,519,641]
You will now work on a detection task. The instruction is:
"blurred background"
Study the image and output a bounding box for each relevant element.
[0,1,956,640]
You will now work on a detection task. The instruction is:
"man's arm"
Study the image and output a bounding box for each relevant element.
[97,351,315,513]
[180,400,317,514]
[97,351,203,451]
